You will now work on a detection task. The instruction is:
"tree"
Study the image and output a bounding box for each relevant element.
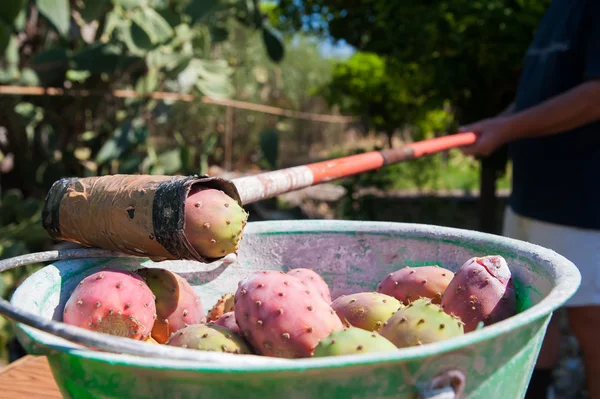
[0,0,285,196]
[318,52,431,148]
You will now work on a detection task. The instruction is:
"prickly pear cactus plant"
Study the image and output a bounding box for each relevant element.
[136,267,206,344]
[286,268,331,303]
[377,266,454,305]
[441,255,517,332]
[165,323,252,354]
[62,269,157,341]
[313,327,397,357]
[330,292,402,331]
[210,311,241,335]
[379,298,464,348]
[184,187,249,259]
[234,270,344,358]
[207,293,236,322]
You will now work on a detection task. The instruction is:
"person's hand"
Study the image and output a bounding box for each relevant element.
[459,116,515,157]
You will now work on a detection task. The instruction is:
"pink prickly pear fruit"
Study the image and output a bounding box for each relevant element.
[286,268,331,303]
[63,269,156,340]
[207,293,235,322]
[330,292,402,332]
[209,311,241,335]
[377,265,454,305]
[441,255,517,333]
[135,267,206,344]
[166,323,252,354]
[184,187,249,259]
[234,270,344,358]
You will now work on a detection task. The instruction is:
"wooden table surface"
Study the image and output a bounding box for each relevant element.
[0,356,62,398]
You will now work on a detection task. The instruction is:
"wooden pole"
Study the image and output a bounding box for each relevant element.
[225,105,233,171]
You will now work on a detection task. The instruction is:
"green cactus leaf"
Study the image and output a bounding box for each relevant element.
[71,43,140,74]
[158,148,183,174]
[0,21,10,55]
[130,7,173,44]
[186,0,221,23]
[36,0,71,38]
[0,0,25,26]
[29,47,69,84]
[80,0,111,22]
[261,23,285,63]
[111,0,140,10]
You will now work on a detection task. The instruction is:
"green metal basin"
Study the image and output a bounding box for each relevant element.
[9,220,581,399]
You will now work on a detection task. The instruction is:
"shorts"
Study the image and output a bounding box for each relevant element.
[502,205,600,307]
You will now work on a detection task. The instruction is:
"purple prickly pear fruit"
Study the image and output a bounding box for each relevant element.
[234,270,344,358]
[330,292,402,332]
[166,323,252,354]
[313,326,397,357]
[210,311,241,335]
[377,265,454,305]
[136,267,206,344]
[379,298,464,348]
[286,268,331,303]
[63,269,156,340]
[184,187,249,259]
[441,255,517,333]
[207,293,236,322]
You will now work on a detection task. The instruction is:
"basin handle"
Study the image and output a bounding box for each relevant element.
[417,369,466,399]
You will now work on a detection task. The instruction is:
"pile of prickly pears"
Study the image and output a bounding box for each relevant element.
[61,255,518,358]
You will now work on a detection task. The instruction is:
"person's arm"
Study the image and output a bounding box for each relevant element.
[461,1,600,157]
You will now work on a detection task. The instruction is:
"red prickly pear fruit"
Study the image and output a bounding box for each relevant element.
[376,265,454,305]
[234,270,344,358]
[330,292,402,332]
[286,268,331,303]
[207,293,236,322]
[441,255,517,333]
[313,327,397,357]
[63,269,156,340]
[379,298,464,348]
[209,311,241,335]
[184,187,249,259]
[166,323,252,354]
[136,267,206,343]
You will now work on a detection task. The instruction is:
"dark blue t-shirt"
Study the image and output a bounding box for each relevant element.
[509,0,600,230]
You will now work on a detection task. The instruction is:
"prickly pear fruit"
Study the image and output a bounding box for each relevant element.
[377,265,454,305]
[210,311,241,335]
[286,268,331,302]
[330,292,402,332]
[379,298,464,348]
[145,335,160,345]
[441,255,517,333]
[136,267,206,344]
[166,323,252,354]
[63,269,156,340]
[207,293,235,322]
[234,270,344,358]
[184,187,249,259]
[313,327,397,357]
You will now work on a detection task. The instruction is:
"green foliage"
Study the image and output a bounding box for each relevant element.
[318,52,431,146]
[276,0,550,121]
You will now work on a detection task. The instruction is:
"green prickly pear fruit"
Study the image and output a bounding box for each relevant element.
[379,298,464,348]
[165,323,252,354]
[330,292,402,332]
[313,327,397,357]
[184,187,249,259]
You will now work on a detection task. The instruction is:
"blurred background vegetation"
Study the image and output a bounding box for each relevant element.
[0,0,549,363]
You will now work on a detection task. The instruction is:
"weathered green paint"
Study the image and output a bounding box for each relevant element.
[10,220,580,399]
